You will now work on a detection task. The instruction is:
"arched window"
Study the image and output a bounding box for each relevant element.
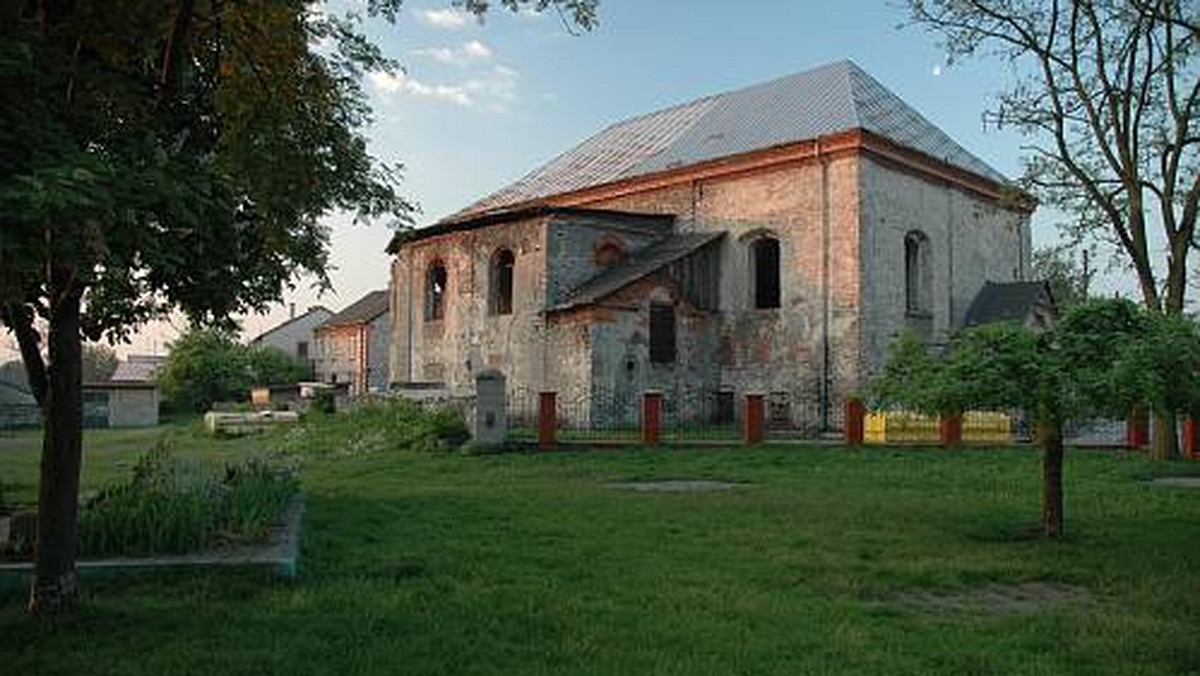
[905,231,932,315]
[595,242,625,269]
[425,261,447,321]
[489,249,515,316]
[751,236,781,309]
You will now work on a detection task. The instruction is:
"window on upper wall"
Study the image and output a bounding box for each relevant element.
[904,231,932,315]
[425,261,447,321]
[595,242,625,269]
[649,303,676,364]
[488,249,515,315]
[751,236,781,309]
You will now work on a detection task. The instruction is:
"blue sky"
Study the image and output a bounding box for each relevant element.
[1,1,1075,360]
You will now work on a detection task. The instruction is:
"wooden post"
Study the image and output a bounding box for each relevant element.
[939,411,962,447]
[1183,414,1198,460]
[537,391,556,449]
[641,391,662,446]
[1125,406,1149,450]
[844,398,866,446]
[742,393,765,446]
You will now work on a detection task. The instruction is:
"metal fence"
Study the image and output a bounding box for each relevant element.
[0,404,40,432]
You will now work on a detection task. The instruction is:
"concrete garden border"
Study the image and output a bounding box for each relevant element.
[0,494,305,592]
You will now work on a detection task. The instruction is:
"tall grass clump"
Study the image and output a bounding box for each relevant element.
[77,442,298,557]
[277,399,469,457]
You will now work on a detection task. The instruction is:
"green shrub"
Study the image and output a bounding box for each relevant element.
[275,399,469,457]
[78,443,298,557]
[310,388,336,415]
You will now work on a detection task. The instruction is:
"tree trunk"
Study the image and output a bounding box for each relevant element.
[1149,409,1179,460]
[1041,420,1065,539]
[28,275,84,616]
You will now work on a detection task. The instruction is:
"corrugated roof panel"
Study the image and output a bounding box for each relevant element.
[450,60,1008,222]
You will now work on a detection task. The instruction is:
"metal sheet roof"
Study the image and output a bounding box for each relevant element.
[551,232,724,311]
[451,60,1006,221]
[320,290,389,328]
[963,281,1053,327]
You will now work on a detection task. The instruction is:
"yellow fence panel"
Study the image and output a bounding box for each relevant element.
[864,411,1011,444]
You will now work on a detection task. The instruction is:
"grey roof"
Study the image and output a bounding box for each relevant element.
[250,306,333,344]
[0,380,36,406]
[964,282,1053,327]
[320,290,389,328]
[454,60,1006,220]
[551,232,724,312]
[111,355,165,383]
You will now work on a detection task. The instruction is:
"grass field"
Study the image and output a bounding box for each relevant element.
[2,414,1200,675]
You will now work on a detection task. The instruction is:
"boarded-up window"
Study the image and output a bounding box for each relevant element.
[713,391,735,424]
[489,249,515,315]
[768,391,791,428]
[752,237,781,309]
[649,303,676,364]
[425,262,447,321]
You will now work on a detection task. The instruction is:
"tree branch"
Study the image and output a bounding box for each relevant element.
[0,303,48,408]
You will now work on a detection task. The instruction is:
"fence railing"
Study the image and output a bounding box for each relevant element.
[501,387,1199,457]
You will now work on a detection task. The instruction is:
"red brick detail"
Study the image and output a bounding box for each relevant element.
[538,391,557,449]
[1182,416,1198,460]
[939,412,963,447]
[641,391,663,446]
[1125,407,1149,450]
[743,394,765,446]
[844,398,866,446]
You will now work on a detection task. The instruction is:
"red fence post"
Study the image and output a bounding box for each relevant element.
[939,411,963,447]
[1183,414,1198,460]
[642,391,662,446]
[844,398,866,446]
[1126,406,1149,450]
[538,391,557,449]
[743,393,765,446]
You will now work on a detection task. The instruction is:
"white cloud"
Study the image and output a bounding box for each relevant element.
[415,7,470,29]
[369,71,473,106]
[412,40,493,65]
[465,65,521,112]
[462,40,492,58]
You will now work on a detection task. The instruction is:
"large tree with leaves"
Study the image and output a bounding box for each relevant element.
[907,0,1199,458]
[0,0,596,615]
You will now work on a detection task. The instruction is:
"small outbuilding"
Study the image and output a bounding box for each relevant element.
[83,382,160,428]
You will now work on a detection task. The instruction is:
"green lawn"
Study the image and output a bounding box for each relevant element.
[2,416,1200,675]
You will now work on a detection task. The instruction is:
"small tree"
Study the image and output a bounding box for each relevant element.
[872,299,1173,538]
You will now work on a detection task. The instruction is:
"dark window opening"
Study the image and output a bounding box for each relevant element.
[752,237,781,309]
[768,391,791,428]
[649,303,676,364]
[905,231,931,315]
[713,391,735,424]
[296,341,309,360]
[425,262,447,321]
[490,249,515,315]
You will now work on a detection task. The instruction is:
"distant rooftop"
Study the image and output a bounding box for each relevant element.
[110,354,166,383]
[320,290,389,328]
[451,60,1007,221]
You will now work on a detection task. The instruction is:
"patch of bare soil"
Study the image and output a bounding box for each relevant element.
[890,582,1090,615]
[609,480,742,492]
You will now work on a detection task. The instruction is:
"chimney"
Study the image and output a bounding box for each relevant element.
[289,303,296,319]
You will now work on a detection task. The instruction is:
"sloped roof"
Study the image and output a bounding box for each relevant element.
[320,290,389,328]
[551,232,725,312]
[454,60,1006,220]
[0,380,36,406]
[110,355,165,383]
[963,281,1054,327]
[249,306,332,344]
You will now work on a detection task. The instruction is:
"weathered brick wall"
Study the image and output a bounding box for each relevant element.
[857,156,1030,377]
[580,157,861,428]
